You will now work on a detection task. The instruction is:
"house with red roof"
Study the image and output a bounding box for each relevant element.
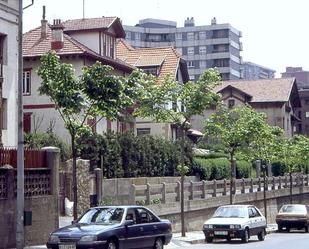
[190,78,301,137]
[23,15,135,141]
[116,39,189,139]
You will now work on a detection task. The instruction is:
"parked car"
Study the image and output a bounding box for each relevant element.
[46,205,172,249]
[276,204,309,232]
[203,205,266,243]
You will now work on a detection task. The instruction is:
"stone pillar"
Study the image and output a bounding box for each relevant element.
[267,162,272,177]
[255,160,261,178]
[42,146,60,228]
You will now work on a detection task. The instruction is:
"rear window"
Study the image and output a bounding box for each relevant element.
[279,205,307,214]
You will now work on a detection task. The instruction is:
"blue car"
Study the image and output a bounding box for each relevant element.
[47,205,172,249]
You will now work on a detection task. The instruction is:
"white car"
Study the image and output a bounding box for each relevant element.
[202,205,266,243]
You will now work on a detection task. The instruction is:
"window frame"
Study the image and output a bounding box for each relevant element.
[23,69,31,95]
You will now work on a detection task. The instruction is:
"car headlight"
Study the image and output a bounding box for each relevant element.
[203,224,213,229]
[48,235,59,243]
[80,235,97,242]
[230,224,241,229]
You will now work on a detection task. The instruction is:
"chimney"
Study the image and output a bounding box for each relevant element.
[211,17,217,25]
[41,6,48,39]
[51,19,64,50]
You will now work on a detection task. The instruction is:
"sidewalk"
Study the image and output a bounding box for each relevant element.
[25,217,278,248]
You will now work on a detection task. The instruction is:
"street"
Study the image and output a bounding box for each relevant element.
[169,232,309,249]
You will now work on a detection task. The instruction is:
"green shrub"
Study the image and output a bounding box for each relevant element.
[271,162,288,176]
[236,160,252,178]
[192,158,230,180]
[195,152,228,159]
[24,132,70,162]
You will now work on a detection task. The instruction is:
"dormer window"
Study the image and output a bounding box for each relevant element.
[143,67,159,76]
[228,99,235,108]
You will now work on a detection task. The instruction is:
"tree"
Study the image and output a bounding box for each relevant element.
[276,135,309,203]
[37,51,141,219]
[204,104,271,204]
[134,69,221,236]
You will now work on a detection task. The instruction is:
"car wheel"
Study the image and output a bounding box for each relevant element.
[226,237,231,242]
[106,240,117,249]
[257,229,265,241]
[278,224,283,232]
[241,228,249,243]
[205,237,213,243]
[305,224,309,233]
[153,238,163,249]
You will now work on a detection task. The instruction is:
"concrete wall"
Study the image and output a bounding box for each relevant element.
[149,185,309,232]
[0,0,19,146]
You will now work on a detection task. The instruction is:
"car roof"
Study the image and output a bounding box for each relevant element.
[89,205,148,209]
[218,205,254,208]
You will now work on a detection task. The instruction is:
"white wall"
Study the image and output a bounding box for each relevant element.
[0,0,19,146]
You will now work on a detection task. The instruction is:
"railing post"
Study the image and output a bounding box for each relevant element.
[162,183,166,204]
[176,181,181,202]
[279,176,282,189]
[258,177,262,191]
[301,174,304,187]
[202,180,206,199]
[146,183,151,205]
[265,176,268,191]
[272,176,276,190]
[241,178,245,194]
[250,178,253,193]
[129,184,136,205]
[223,179,227,196]
[189,181,194,200]
[212,180,217,197]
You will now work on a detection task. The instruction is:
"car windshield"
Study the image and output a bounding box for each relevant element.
[213,206,247,218]
[78,207,124,224]
[279,205,306,214]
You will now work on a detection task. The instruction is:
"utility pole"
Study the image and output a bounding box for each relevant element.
[16,1,34,248]
[16,0,24,247]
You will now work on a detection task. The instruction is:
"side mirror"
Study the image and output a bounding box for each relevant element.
[123,220,134,226]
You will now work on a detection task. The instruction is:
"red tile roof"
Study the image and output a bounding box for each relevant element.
[216,78,299,104]
[23,25,134,72]
[116,39,187,83]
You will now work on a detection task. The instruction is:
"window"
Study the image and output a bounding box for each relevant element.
[199,31,206,39]
[187,32,194,40]
[2,98,7,130]
[143,67,159,76]
[199,46,206,54]
[126,31,131,39]
[228,99,235,108]
[23,70,31,95]
[189,75,195,81]
[137,128,150,135]
[135,32,140,40]
[0,35,6,68]
[176,33,182,40]
[187,47,194,55]
[110,37,115,58]
[187,61,194,68]
[306,112,309,118]
[23,112,32,133]
[199,60,206,68]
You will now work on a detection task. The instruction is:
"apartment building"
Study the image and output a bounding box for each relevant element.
[281,67,309,136]
[124,17,242,81]
[241,61,275,80]
[0,0,19,146]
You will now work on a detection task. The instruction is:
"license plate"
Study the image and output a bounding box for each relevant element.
[59,244,76,249]
[214,231,228,235]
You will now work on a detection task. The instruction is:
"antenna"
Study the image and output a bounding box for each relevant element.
[83,0,85,19]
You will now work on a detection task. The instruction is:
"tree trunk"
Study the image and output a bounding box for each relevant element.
[180,127,186,237]
[71,133,78,220]
[229,152,235,205]
[289,172,293,204]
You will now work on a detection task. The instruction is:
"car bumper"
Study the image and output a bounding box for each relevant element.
[46,240,107,249]
[203,228,246,240]
[164,234,173,245]
[276,219,308,228]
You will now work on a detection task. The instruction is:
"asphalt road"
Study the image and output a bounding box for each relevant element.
[171,231,309,249]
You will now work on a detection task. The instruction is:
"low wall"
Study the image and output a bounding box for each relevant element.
[148,185,309,232]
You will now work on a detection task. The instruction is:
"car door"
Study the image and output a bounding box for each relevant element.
[248,206,264,235]
[124,208,144,249]
[134,208,158,248]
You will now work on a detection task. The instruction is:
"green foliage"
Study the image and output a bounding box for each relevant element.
[194,152,228,159]
[236,160,252,178]
[196,141,226,152]
[77,131,193,178]
[192,158,230,180]
[24,132,70,162]
[271,162,288,176]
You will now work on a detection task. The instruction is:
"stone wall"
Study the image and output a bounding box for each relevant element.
[0,147,59,248]
[148,185,309,232]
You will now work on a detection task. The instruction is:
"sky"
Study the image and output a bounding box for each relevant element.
[23,0,309,77]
